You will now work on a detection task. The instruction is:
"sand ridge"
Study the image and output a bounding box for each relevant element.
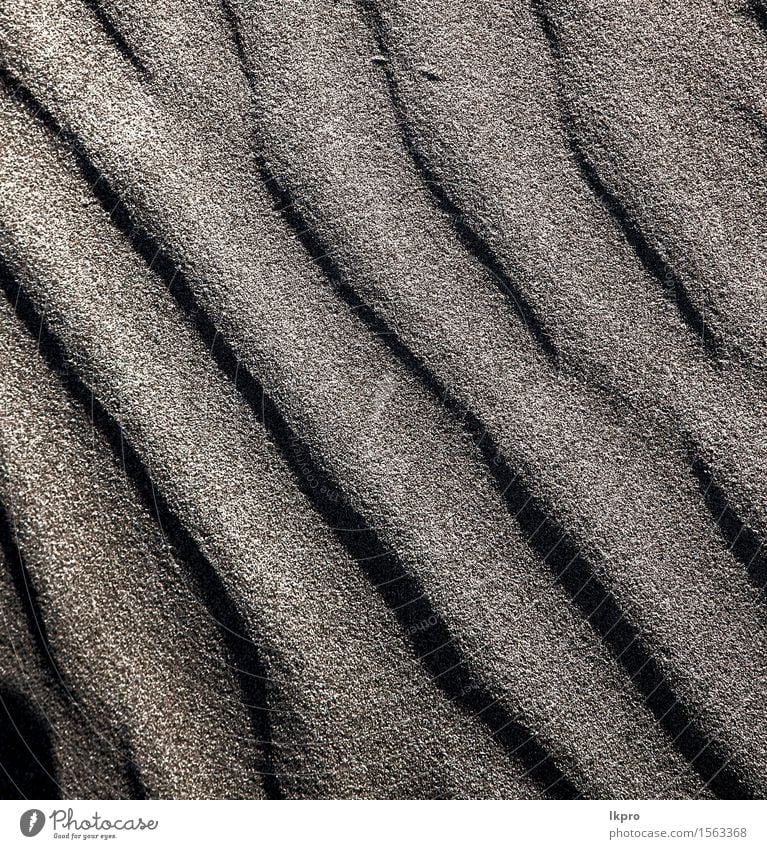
[0,0,765,799]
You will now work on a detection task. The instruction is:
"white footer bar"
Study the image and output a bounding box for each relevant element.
[2,799,765,849]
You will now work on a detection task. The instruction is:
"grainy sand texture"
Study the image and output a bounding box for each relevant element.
[0,0,766,799]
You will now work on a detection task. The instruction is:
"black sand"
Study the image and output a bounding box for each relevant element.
[0,0,766,799]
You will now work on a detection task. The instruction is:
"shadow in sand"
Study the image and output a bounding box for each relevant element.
[0,683,59,799]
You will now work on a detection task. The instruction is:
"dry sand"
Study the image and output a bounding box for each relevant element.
[0,0,766,798]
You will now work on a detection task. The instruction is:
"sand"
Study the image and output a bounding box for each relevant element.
[0,0,765,799]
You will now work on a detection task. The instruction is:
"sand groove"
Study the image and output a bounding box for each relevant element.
[0,0,765,799]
